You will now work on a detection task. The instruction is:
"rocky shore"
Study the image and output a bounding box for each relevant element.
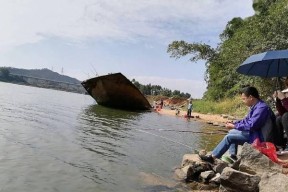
[153,108,288,191]
[174,143,288,192]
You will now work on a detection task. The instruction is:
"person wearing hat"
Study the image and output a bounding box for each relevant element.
[273,88,288,150]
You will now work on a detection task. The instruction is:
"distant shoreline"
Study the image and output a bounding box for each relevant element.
[155,108,228,124]
[0,80,86,95]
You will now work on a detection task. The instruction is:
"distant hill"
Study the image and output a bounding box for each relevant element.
[8,67,81,84]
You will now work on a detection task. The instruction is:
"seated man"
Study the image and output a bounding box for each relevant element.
[201,86,275,163]
[273,89,288,150]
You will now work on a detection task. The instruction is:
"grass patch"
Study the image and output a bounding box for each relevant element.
[193,97,247,118]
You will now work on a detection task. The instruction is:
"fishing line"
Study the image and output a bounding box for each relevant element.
[134,128,193,150]
[138,128,227,134]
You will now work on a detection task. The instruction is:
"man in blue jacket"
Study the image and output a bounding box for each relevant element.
[201,86,275,163]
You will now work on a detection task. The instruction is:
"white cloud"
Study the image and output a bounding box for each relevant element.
[0,0,254,98]
[131,75,206,99]
[0,0,253,52]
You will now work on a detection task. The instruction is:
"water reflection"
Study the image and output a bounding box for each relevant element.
[0,82,230,192]
[196,125,226,151]
[81,104,145,130]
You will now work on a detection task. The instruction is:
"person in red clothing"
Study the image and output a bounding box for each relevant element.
[273,88,288,150]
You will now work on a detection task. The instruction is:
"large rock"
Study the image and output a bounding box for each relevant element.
[213,160,228,174]
[259,172,288,192]
[181,154,202,167]
[210,173,221,185]
[219,167,261,192]
[177,153,212,181]
[239,143,282,175]
[185,162,211,181]
[200,170,215,182]
[174,167,187,181]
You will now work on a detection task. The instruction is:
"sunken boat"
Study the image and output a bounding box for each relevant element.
[81,73,152,110]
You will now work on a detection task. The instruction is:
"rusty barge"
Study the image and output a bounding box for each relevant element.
[81,73,151,110]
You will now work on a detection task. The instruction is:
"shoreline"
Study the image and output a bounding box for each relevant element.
[155,108,228,124]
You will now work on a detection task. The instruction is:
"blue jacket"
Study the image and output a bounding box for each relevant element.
[234,100,272,143]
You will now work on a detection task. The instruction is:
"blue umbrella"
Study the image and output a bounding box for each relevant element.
[236,50,288,78]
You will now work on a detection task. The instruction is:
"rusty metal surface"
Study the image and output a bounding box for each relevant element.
[81,73,151,110]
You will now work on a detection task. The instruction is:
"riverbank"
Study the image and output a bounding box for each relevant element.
[155,108,229,124]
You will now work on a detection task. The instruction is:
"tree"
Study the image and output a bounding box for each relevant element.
[0,67,10,79]
[168,0,288,100]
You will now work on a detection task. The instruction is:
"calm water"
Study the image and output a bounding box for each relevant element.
[0,82,223,192]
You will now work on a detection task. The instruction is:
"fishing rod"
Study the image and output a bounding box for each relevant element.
[138,128,227,135]
[133,126,228,150]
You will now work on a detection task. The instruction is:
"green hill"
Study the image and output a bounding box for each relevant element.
[0,67,86,94]
[8,67,80,84]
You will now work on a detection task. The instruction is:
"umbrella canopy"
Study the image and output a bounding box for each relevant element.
[236,50,288,78]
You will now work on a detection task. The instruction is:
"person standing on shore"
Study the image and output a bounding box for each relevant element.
[187,100,193,117]
[200,86,275,163]
[159,99,164,109]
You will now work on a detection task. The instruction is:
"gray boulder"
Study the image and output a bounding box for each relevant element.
[200,170,215,182]
[176,154,212,181]
[239,143,282,175]
[219,167,261,192]
[210,173,221,185]
[213,160,229,174]
[259,172,288,192]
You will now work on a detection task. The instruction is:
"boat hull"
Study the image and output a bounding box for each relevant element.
[81,73,151,110]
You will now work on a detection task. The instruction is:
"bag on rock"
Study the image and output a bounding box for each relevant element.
[252,138,278,163]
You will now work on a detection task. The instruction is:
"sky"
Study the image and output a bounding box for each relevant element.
[0,0,254,98]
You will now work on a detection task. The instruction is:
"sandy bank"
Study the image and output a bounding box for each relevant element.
[155,108,228,124]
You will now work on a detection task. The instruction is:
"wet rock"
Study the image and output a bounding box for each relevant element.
[174,167,186,181]
[219,167,261,192]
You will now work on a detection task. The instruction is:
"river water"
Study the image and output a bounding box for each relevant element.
[0,82,223,192]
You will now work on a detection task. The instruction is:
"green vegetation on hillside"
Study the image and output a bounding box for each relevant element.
[131,79,191,98]
[0,67,85,94]
[0,67,28,84]
[8,67,80,83]
[167,0,288,101]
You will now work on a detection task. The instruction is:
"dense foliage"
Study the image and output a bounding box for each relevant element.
[168,0,288,101]
[131,79,191,98]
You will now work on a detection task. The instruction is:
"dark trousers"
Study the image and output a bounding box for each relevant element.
[187,109,191,116]
[275,112,288,146]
